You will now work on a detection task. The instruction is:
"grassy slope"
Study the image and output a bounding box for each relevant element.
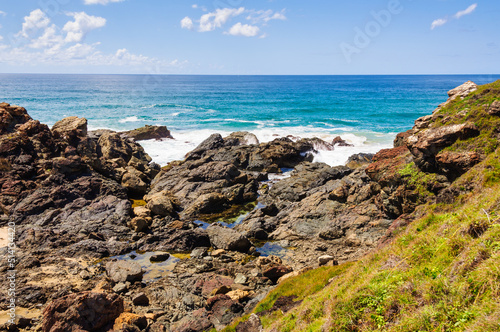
[221,81,500,332]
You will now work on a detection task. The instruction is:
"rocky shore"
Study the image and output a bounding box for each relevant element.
[0,80,495,332]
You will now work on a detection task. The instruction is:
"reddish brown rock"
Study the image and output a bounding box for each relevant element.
[199,275,234,298]
[113,313,147,330]
[365,146,410,186]
[435,151,482,177]
[262,265,293,283]
[171,308,212,332]
[42,292,124,332]
[393,129,413,147]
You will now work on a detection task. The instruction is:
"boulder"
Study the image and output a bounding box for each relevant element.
[488,100,500,116]
[224,131,259,146]
[406,123,480,171]
[207,225,252,253]
[299,137,334,151]
[346,153,374,169]
[42,292,124,332]
[447,81,478,100]
[318,255,335,266]
[132,292,149,306]
[113,313,147,331]
[171,308,212,332]
[97,132,133,161]
[51,116,88,139]
[150,253,170,262]
[262,265,293,283]
[121,170,149,195]
[332,136,354,147]
[121,125,173,141]
[186,133,225,160]
[130,217,148,233]
[435,151,482,178]
[200,275,234,298]
[235,313,263,332]
[106,260,144,283]
[0,103,31,134]
[393,130,413,147]
[226,289,251,302]
[145,191,175,217]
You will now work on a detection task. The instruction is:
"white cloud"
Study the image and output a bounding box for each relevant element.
[199,7,245,32]
[63,12,106,43]
[226,23,260,37]
[181,16,194,30]
[192,4,198,9]
[431,3,478,30]
[431,18,448,30]
[0,36,3,41]
[29,24,64,50]
[83,0,124,5]
[181,7,285,37]
[0,11,6,16]
[3,8,183,72]
[19,9,51,38]
[455,3,477,19]
[247,9,286,24]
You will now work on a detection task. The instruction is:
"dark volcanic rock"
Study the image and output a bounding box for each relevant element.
[42,292,124,332]
[207,225,252,253]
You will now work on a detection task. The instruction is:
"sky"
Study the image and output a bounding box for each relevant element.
[0,0,498,75]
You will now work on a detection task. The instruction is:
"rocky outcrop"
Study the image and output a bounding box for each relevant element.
[51,116,88,139]
[121,125,173,141]
[346,153,374,169]
[207,225,252,253]
[447,80,478,100]
[42,292,124,332]
[106,260,144,283]
[488,100,500,116]
[406,123,480,172]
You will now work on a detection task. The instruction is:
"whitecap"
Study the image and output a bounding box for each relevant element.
[119,116,140,123]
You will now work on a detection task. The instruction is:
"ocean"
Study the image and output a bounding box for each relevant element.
[1,74,499,166]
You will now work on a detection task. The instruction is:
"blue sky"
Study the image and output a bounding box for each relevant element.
[0,0,498,74]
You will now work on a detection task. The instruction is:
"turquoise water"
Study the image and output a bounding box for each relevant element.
[1,74,498,165]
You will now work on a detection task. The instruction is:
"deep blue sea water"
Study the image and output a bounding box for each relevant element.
[1,74,499,165]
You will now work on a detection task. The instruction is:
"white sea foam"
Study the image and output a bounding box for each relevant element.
[119,116,141,123]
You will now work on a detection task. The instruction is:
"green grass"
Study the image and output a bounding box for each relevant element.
[251,180,500,331]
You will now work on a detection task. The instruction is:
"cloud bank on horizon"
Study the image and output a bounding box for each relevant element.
[431,3,478,30]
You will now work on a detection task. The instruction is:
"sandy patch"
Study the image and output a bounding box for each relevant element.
[0,227,9,248]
